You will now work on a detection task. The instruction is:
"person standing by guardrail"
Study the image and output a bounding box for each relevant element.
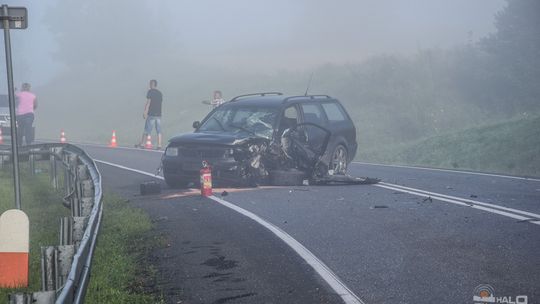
[15,83,37,145]
[136,79,163,149]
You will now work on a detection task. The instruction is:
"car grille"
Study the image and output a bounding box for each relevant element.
[179,147,227,159]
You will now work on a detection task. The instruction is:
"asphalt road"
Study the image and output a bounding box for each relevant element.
[80,143,540,304]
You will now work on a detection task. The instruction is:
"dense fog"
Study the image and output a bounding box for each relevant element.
[2,0,539,175]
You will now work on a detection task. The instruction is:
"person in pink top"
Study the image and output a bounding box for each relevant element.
[15,83,37,145]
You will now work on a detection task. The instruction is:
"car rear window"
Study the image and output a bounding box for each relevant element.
[301,104,325,124]
[321,102,347,122]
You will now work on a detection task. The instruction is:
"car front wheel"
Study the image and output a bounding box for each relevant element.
[330,144,348,175]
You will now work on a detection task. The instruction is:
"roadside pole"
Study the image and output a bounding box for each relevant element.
[1,5,28,210]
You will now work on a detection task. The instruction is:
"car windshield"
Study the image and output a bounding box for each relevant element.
[198,106,278,139]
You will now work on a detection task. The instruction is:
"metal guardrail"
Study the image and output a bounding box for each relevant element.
[1,143,103,304]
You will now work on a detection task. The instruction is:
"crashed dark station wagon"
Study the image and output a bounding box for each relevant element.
[162,92,365,187]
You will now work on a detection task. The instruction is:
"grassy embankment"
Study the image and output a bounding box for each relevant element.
[360,114,540,177]
[0,164,161,303]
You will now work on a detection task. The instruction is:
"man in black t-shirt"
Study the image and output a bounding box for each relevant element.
[137,79,163,149]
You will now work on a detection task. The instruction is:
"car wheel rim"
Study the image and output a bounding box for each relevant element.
[331,146,347,174]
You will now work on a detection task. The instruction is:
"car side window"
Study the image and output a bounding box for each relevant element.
[301,104,325,125]
[321,102,347,122]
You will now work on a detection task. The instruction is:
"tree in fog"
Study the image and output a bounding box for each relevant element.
[481,0,540,111]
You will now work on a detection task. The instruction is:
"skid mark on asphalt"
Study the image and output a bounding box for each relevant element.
[377,182,540,226]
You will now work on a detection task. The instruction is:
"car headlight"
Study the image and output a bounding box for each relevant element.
[165,147,178,156]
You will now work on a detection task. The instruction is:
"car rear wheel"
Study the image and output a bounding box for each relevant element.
[330,144,348,175]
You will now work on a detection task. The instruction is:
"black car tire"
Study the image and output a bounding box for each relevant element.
[269,169,306,186]
[164,173,189,189]
[329,144,348,175]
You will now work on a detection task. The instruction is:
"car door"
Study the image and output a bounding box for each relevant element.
[320,100,357,161]
[299,102,330,155]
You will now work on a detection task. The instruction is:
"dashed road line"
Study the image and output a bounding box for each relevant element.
[376,182,540,226]
[354,162,540,182]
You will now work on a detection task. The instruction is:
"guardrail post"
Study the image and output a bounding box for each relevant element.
[40,245,75,291]
[0,154,10,169]
[49,149,58,190]
[59,217,73,246]
[56,245,75,288]
[41,246,56,291]
[69,155,82,217]
[81,197,94,217]
[8,293,31,304]
[72,217,88,249]
[9,291,55,304]
[63,153,71,199]
[28,151,35,175]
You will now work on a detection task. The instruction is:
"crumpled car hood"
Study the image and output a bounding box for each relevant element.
[168,132,251,146]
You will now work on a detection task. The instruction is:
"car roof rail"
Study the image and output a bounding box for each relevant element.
[230,92,283,102]
[283,95,332,103]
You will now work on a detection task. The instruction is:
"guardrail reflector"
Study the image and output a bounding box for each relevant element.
[0,209,29,288]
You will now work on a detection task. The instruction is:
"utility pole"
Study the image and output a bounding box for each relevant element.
[1,5,28,210]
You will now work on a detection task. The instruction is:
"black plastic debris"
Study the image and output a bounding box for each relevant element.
[422,196,433,203]
[140,181,161,195]
[312,175,380,185]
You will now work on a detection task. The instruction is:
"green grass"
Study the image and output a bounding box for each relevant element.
[85,195,164,303]
[1,165,162,303]
[359,114,540,177]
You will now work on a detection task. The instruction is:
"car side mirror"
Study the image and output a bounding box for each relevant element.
[192,121,201,129]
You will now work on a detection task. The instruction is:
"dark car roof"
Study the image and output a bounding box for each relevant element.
[224,94,336,108]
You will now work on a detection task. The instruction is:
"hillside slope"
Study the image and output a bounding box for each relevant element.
[360,115,540,177]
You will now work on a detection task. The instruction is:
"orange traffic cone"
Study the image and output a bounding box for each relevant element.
[109,130,118,148]
[0,128,3,144]
[144,135,153,149]
[60,130,67,143]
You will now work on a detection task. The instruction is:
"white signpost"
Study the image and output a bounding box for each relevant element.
[0,209,29,287]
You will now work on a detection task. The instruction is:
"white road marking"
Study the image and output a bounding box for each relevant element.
[380,182,540,219]
[209,196,365,304]
[94,160,164,179]
[354,162,540,182]
[77,142,164,153]
[376,182,540,226]
[93,159,365,304]
[37,139,164,154]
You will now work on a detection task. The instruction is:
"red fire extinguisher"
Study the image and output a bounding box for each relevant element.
[200,160,213,196]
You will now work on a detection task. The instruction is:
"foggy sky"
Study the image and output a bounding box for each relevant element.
[1,0,505,90]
